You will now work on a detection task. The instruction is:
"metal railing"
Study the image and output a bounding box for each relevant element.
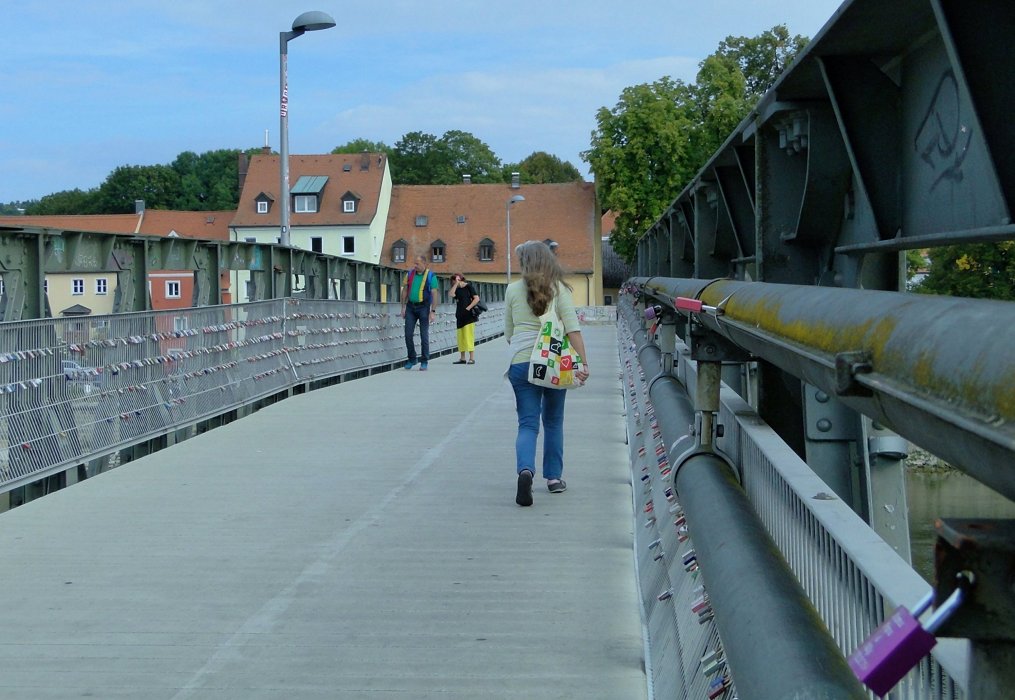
[0,299,504,495]
[618,290,970,698]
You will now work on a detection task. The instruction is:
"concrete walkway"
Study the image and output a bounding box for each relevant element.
[0,325,647,699]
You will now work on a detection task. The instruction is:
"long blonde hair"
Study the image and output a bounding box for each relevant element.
[515,240,571,316]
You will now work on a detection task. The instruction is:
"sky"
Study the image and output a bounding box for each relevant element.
[2,0,847,204]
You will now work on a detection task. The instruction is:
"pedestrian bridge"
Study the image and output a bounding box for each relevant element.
[0,291,994,699]
[0,309,651,699]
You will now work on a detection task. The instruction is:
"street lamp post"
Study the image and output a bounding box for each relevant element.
[279,10,335,248]
[505,194,525,283]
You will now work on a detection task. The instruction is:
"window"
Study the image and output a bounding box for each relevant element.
[343,163,352,172]
[257,200,269,214]
[392,241,407,264]
[165,280,181,299]
[311,237,323,253]
[431,243,445,263]
[0,278,5,296]
[95,278,108,295]
[294,194,318,213]
[415,215,428,227]
[43,279,48,293]
[173,316,188,332]
[343,199,356,213]
[479,238,494,261]
[343,236,355,255]
[72,278,84,295]
[456,215,466,224]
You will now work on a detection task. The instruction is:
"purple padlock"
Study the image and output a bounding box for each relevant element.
[848,587,963,696]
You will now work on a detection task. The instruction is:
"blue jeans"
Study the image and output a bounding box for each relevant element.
[404,303,430,362]
[508,362,567,479]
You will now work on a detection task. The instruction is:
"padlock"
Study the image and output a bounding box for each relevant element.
[707,673,730,699]
[848,579,968,696]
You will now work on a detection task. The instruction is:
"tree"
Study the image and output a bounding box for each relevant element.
[389,130,501,185]
[583,78,697,262]
[95,164,180,213]
[24,189,100,215]
[503,152,583,184]
[390,131,445,185]
[914,243,1015,300]
[170,149,246,210]
[583,25,808,263]
[331,138,390,154]
[713,25,808,101]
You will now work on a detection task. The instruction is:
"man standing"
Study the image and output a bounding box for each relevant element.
[401,254,439,371]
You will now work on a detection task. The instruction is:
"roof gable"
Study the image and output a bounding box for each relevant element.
[232,153,387,228]
[385,182,597,274]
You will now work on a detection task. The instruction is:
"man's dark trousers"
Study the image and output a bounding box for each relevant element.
[404,302,430,363]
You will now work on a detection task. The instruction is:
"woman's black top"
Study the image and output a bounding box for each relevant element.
[453,283,478,329]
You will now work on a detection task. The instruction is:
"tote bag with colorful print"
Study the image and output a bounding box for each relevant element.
[527,296,583,389]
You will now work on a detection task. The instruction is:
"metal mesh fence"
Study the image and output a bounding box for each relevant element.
[0,299,506,493]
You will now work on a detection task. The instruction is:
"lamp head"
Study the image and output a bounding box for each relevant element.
[292,11,336,32]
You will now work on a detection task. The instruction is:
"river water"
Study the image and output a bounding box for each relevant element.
[907,469,1015,582]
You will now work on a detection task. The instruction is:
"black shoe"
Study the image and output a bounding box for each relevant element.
[452,359,467,364]
[547,480,567,493]
[516,470,533,506]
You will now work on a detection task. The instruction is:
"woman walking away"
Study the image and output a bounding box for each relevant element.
[504,240,589,506]
[450,273,480,364]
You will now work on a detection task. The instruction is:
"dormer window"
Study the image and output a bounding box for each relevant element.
[294,195,318,213]
[431,240,445,263]
[341,191,360,214]
[255,193,274,214]
[291,175,328,214]
[392,239,407,264]
[478,238,494,261]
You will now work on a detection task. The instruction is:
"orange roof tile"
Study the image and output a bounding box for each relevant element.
[232,153,387,228]
[0,214,142,234]
[385,182,598,275]
[0,210,234,241]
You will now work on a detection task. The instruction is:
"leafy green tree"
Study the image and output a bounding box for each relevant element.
[390,131,445,184]
[1,200,31,215]
[95,164,180,213]
[584,25,808,264]
[24,189,100,215]
[503,152,583,184]
[583,77,697,262]
[712,25,807,101]
[440,130,501,183]
[914,243,1015,300]
[389,130,501,185]
[170,149,245,210]
[331,139,390,154]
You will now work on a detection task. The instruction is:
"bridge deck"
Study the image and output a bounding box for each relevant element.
[0,326,647,699]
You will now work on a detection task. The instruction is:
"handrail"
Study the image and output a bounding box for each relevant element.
[623,300,867,699]
[630,277,1015,502]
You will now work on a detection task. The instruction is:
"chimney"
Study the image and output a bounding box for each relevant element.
[238,153,249,194]
[463,174,471,184]
[134,200,145,214]
[360,152,370,171]
[511,172,520,189]
[262,129,271,155]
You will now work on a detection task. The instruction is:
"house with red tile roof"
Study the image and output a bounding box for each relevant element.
[0,205,232,315]
[230,152,391,301]
[385,181,603,305]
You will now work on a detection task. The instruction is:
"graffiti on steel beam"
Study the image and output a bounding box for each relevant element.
[914,69,973,191]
